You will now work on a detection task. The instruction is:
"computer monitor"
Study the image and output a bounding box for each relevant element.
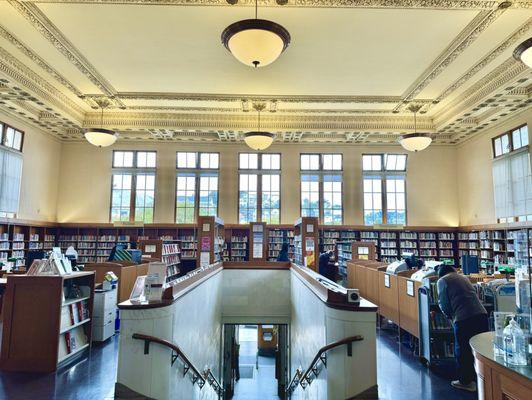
[26,250,45,267]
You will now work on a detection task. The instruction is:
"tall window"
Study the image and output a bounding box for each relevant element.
[362,154,407,225]
[300,154,342,224]
[176,152,219,223]
[492,125,532,223]
[0,122,23,218]
[111,151,156,223]
[239,153,281,224]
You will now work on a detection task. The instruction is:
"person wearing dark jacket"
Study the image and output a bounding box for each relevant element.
[318,250,334,281]
[437,265,488,393]
[276,242,290,262]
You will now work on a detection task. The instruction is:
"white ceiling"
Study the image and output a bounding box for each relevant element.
[0,0,531,145]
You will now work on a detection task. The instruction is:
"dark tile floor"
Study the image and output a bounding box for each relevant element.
[0,335,118,400]
[376,328,476,400]
[0,328,477,400]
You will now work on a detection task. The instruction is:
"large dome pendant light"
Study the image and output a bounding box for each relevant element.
[244,103,274,150]
[514,38,532,69]
[399,105,432,152]
[84,99,117,147]
[221,0,290,68]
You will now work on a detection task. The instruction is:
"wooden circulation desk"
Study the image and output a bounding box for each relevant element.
[84,261,149,303]
[348,261,422,338]
[471,332,532,400]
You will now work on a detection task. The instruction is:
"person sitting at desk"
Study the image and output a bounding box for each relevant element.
[318,250,334,281]
[276,242,290,262]
[437,265,488,393]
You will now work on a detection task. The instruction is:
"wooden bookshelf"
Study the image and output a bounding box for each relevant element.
[249,222,266,262]
[138,239,181,282]
[294,217,319,271]
[197,216,224,266]
[0,271,95,372]
[1,219,531,275]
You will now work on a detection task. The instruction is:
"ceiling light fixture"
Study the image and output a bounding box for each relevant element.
[399,105,432,152]
[244,103,274,150]
[84,99,117,147]
[513,37,532,69]
[222,0,290,68]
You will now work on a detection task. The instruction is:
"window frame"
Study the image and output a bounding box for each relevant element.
[175,152,220,223]
[110,151,157,223]
[299,153,343,224]
[0,122,24,152]
[238,152,282,224]
[492,125,528,159]
[362,153,408,226]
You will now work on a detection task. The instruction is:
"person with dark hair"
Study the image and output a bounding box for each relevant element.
[318,250,335,281]
[437,265,488,393]
[277,242,290,262]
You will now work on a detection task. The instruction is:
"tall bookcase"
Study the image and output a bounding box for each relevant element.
[0,271,95,372]
[267,226,294,261]
[138,239,181,282]
[197,216,224,266]
[224,226,250,262]
[293,217,319,271]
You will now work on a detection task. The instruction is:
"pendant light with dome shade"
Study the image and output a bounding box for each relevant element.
[399,104,432,152]
[221,0,290,68]
[84,99,117,147]
[513,37,532,69]
[244,103,275,150]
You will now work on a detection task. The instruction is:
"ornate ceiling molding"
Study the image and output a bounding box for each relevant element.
[8,0,120,99]
[113,92,408,104]
[0,24,83,98]
[83,110,436,133]
[434,57,531,127]
[0,45,85,121]
[15,0,532,11]
[398,7,506,106]
[434,17,532,103]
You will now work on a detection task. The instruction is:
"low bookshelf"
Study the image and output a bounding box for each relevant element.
[0,271,95,372]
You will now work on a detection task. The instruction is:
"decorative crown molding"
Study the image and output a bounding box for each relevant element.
[434,17,532,103]
[7,0,119,98]
[398,8,505,106]
[14,0,532,10]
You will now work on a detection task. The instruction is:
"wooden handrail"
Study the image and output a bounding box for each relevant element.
[132,333,223,397]
[286,335,364,397]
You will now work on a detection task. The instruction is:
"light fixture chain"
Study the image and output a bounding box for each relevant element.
[255,0,258,19]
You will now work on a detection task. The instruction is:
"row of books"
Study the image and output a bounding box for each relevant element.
[162,243,180,255]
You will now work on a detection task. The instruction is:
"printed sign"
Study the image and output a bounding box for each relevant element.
[201,236,211,251]
[406,280,414,297]
[305,237,315,268]
[384,274,390,288]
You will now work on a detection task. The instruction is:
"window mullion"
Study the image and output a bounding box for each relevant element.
[381,173,387,225]
[130,173,137,222]
[257,172,262,222]
[319,174,324,223]
[194,172,201,222]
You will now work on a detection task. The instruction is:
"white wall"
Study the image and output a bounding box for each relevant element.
[0,111,61,222]
[56,141,459,226]
[221,269,291,324]
[289,269,377,400]
[117,270,223,400]
[457,108,532,226]
[117,268,377,400]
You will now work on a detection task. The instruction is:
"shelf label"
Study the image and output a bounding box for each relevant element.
[406,280,414,297]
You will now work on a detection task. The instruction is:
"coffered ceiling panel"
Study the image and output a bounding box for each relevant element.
[0,2,103,97]
[418,10,532,100]
[38,4,476,96]
[0,0,530,145]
